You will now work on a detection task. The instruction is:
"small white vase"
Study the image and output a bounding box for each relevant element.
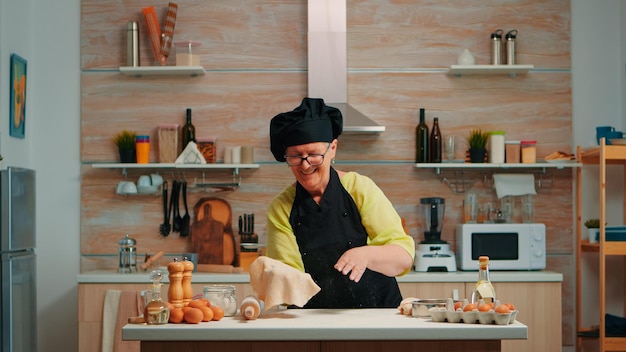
[587,228,598,243]
[457,49,475,65]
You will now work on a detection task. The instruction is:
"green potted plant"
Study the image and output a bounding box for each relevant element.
[584,218,600,243]
[113,130,137,163]
[465,128,489,163]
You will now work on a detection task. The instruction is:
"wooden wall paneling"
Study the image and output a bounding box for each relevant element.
[81,0,307,69]
[348,0,570,69]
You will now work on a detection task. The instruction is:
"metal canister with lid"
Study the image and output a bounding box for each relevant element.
[117,234,138,273]
[505,30,518,65]
[490,29,504,65]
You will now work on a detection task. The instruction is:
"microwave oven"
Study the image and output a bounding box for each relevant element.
[455,223,546,271]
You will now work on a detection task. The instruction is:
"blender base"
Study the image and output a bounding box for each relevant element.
[414,243,457,272]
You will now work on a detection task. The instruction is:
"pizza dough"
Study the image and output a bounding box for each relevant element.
[248,256,321,310]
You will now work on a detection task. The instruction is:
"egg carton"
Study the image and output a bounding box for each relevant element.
[428,307,518,325]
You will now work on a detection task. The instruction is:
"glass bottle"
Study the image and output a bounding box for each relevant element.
[181,108,196,149]
[429,117,442,163]
[471,256,496,304]
[415,108,429,163]
[144,270,170,325]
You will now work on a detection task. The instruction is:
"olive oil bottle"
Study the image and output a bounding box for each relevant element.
[471,256,496,304]
[144,270,170,325]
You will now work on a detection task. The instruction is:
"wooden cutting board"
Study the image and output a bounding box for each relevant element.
[191,197,238,266]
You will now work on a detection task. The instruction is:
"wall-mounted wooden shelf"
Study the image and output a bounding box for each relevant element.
[119,66,205,77]
[447,64,534,77]
[416,161,579,174]
[91,162,259,179]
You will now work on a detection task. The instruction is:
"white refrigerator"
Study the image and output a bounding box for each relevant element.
[0,167,36,352]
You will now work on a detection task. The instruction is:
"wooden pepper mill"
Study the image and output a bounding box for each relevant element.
[167,259,184,309]
[182,257,195,307]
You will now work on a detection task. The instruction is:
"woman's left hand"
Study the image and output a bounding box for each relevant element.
[334,247,371,283]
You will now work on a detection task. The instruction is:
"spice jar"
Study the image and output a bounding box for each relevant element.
[203,285,237,317]
[117,234,137,273]
[521,140,537,163]
[505,141,521,163]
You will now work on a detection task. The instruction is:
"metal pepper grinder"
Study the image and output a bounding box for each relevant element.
[117,234,138,273]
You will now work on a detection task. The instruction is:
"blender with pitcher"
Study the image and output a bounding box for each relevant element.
[414,197,457,272]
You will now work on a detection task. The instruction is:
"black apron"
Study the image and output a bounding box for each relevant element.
[289,167,402,308]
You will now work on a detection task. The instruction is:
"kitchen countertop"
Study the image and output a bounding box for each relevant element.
[122,308,527,342]
[78,269,562,284]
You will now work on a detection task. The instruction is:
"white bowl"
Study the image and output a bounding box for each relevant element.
[121,182,137,194]
[150,174,164,187]
[429,308,448,322]
[137,175,152,187]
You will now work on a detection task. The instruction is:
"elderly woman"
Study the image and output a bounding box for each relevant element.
[266,98,415,308]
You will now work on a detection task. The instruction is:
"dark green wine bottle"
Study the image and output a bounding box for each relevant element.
[429,117,442,163]
[182,108,196,149]
[415,108,429,163]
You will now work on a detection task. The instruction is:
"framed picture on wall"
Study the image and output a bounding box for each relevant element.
[10,53,27,139]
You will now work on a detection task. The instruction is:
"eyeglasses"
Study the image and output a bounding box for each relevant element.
[284,144,331,166]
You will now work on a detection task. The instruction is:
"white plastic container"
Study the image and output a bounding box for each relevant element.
[174,41,201,66]
[489,131,505,163]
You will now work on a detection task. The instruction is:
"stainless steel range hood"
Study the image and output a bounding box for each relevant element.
[307,0,385,133]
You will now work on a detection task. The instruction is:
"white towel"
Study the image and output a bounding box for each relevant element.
[102,290,121,352]
[493,174,536,199]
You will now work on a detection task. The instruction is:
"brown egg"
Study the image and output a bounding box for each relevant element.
[200,306,214,322]
[184,307,203,324]
[169,308,184,323]
[209,305,225,321]
[463,303,478,312]
[504,302,516,311]
[478,303,492,312]
[188,300,207,309]
[495,304,511,314]
[454,301,463,311]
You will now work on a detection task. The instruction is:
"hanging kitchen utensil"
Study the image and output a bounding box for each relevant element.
[159,181,170,236]
[180,181,190,237]
[172,180,183,233]
[168,180,178,234]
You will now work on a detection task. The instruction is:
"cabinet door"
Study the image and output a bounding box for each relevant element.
[465,281,562,352]
[398,282,465,300]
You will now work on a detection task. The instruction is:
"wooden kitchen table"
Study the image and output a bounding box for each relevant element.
[123,308,527,352]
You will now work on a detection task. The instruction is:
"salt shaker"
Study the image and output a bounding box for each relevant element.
[490,29,504,65]
[505,30,518,65]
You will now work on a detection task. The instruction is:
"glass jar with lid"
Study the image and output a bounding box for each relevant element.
[203,284,237,317]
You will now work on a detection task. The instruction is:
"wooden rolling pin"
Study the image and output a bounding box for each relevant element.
[141,251,165,271]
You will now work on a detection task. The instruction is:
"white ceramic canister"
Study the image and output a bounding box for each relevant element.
[489,131,506,163]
